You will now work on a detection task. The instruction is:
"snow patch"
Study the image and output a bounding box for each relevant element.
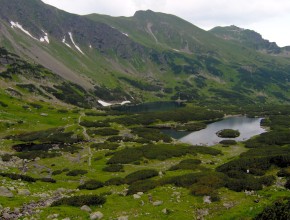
[98,100,112,107]
[62,36,72,48]
[40,30,49,43]
[10,21,50,44]
[98,100,131,107]
[68,32,85,55]
[173,49,180,52]
[89,44,92,49]
[122,32,129,37]
[120,101,131,105]
[10,21,38,41]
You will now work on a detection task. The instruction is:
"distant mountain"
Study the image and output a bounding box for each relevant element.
[210,25,283,54]
[0,0,290,106]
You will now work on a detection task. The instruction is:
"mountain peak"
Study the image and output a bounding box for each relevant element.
[210,25,281,54]
[134,9,156,16]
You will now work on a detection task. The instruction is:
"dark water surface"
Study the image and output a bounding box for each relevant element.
[111,101,185,113]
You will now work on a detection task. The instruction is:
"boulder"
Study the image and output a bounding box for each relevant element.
[47,214,59,219]
[203,196,211,204]
[162,208,168,214]
[90,211,103,220]
[18,189,31,196]
[133,194,141,199]
[152,200,163,206]
[0,186,14,197]
[117,216,128,220]
[81,205,92,213]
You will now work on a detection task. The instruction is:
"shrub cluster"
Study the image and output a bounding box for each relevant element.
[91,142,119,150]
[0,173,36,182]
[78,180,104,190]
[38,177,56,183]
[102,164,124,172]
[127,179,157,195]
[105,177,124,186]
[124,169,159,184]
[107,144,221,164]
[168,159,202,171]
[106,136,134,143]
[219,140,237,145]
[87,128,119,136]
[1,154,13,162]
[51,195,106,207]
[80,120,109,128]
[66,169,88,176]
[216,129,240,138]
[110,107,223,126]
[131,127,171,143]
[6,127,83,143]
[254,199,290,220]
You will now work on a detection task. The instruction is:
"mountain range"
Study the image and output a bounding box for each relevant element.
[0,0,290,107]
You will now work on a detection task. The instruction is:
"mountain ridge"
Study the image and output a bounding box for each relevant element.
[0,0,289,106]
[210,25,289,55]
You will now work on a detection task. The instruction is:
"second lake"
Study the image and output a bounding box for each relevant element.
[176,116,266,146]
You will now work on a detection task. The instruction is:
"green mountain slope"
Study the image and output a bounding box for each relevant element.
[0,0,289,105]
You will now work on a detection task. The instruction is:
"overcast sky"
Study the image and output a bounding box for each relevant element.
[41,0,290,47]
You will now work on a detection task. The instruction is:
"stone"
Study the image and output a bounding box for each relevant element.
[0,186,14,197]
[162,208,168,214]
[203,196,211,204]
[117,216,128,220]
[81,205,92,212]
[152,200,163,206]
[62,218,71,220]
[47,214,59,219]
[18,189,31,196]
[90,211,104,220]
[137,192,144,196]
[2,212,12,219]
[133,194,141,199]
[223,202,234,209]
[14,207,20,214]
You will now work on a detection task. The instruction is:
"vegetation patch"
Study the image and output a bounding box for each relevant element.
[91,142,119,150]
[176,122,207,131]
[216,129,240,138]
[78,180,104,190]
[102,164,124,172]
[38,178,56,183]
[66,169,88,176]
[0,173,36,182]
[6,127,83,143]
[219,140,237,145]
[51,195,106,207]
[15,151,61,160]
[127,179,157,195]
[168,159,202,171]
[107,144,221,164]
[124,169,159,184]
[254,199,290,220]
[87,128,119,136]
[131,127,171,143]
[105,177,124,186]
[80,120,110,128]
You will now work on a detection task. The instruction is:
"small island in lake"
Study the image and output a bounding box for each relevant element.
[216,129,240,138]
